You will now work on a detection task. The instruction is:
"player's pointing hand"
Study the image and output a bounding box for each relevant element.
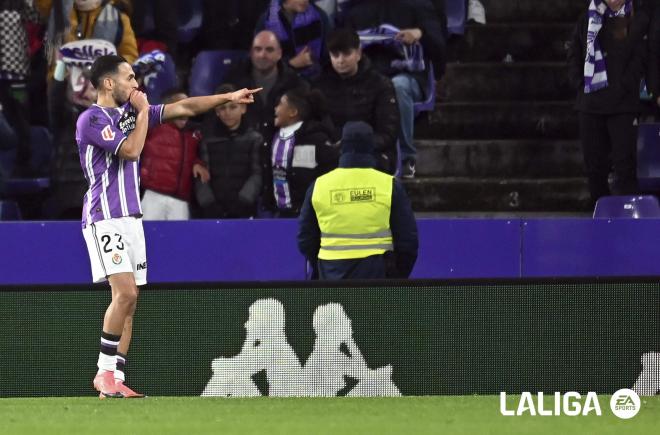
[229,88,262,105]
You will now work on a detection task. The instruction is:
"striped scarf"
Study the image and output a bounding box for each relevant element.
[357,23,426,72]
[271,121,302,210]
[584,0,632,93]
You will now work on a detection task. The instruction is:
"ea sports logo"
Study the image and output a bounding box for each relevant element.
[610,389,640,419]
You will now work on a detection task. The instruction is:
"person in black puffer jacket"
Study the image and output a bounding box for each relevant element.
[197,84,263,218]
[262,87,339,217]
[314,28,400,174]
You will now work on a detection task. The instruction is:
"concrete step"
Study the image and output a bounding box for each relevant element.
[439,62,574,102]
[416,101,579,140]
[402,176,591,212]
[415,139,583,178]
[448,23,573,63]
[480,0,584,23]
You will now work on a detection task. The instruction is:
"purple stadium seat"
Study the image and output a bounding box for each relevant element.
[637,123,660,191]
[0,200,21,220]
[413,62,436,117]
[593,195,660,218]
[446,0,466,35]
[141,53,177,104]
[188,50,248,97]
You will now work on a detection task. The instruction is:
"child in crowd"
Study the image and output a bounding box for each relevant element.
[140,89,210,220]
[263,87,338,216]
[196,84,263,218]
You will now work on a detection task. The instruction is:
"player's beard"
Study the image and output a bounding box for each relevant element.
[112,87,129,107]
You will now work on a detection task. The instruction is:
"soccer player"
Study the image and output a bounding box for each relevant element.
[77,54,260,398]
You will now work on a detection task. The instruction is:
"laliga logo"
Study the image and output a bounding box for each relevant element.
[500,392,602,416]
[500,389,640,418]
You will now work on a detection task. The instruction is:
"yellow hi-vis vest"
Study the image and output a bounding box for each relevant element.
[312,167,393,260]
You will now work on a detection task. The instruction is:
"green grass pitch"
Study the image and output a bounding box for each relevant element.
[1,396,659,435]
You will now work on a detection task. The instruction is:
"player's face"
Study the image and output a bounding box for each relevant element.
[107,62,139,106]
[215,101,246,130]
[282,0,309,13]
[330,48,361,77]
[251,33,283,73]
[274,95,298,128]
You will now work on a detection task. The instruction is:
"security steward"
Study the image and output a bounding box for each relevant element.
[297,121,418,279]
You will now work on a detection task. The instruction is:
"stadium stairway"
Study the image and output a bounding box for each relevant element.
[409,0,591,212]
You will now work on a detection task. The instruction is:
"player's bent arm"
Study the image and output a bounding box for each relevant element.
[117,109,149,161]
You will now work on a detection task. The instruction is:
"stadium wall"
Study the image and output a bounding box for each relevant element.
[0,280,658,397]
[2,219,660,284]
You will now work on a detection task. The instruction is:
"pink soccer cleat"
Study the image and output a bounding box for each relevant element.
[93,371,122,399]
[115,380,146,398]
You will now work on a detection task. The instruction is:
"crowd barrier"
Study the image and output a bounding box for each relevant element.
[2,219,660,284]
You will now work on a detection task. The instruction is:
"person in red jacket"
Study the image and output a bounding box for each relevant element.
[140,89,211,220]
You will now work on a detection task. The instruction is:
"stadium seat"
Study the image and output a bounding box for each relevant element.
[141,52,177,104]
[593,195,660,218]
[5,177,50,195]
[0,148,15,175]
[0,200,22,220]
[446,0,466,35]
[177,0,203,43]
[637,122,660,191]
[413,62,437,117]
[188,50,248,97]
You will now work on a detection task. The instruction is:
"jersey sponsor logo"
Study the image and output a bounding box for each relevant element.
[118,110,137,135]
[101,125,116,141]
[331,188,376,205]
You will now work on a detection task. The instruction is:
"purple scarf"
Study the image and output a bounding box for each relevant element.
[584,0,633,93]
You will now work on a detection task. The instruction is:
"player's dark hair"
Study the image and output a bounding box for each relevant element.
[327,28,361,54]
[90,55,128,89]
[284,87,326,122]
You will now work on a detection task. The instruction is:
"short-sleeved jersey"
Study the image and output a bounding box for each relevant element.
[76,102,164,227]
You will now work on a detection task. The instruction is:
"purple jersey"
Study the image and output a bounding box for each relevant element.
[76,102,164,227]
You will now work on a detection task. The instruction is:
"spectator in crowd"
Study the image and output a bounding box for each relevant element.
[65,0,138,63]
[567,0,651,204]
[224,30,307,149]
[264,87,338,217]
[140,89,210,220]
[201,0,270,50]
[314,0,352,25]
[314,28,399,174]
[297,121,418,280]
[196,84,263,218]
[256,0,331,78]
[0,0,40,176]
[43,54,97,219]
[344,0,446,178]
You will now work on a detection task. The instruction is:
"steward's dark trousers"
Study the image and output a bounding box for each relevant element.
[579,111,639,203]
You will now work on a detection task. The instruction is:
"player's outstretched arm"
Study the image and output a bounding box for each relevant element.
[162,88,262,121]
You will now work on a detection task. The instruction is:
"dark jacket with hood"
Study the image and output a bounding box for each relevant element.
[567,0,652,113]
[344,0,446,91]
[314,56,400,173]
[262,119,339,216]
[297,122,418,280]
